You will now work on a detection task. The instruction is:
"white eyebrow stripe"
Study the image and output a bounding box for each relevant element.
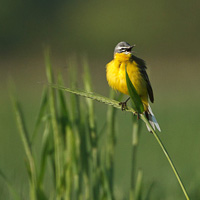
[116,46,129,50]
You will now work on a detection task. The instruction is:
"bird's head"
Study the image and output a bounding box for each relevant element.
[114,41,135,55]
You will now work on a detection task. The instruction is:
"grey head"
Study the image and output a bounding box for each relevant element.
[114,41,135,54]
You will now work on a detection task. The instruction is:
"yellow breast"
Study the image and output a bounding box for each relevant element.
[106,53,148,110]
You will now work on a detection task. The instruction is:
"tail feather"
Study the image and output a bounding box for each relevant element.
[145,105,161,132]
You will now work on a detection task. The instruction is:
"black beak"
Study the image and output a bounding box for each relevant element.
[130,44,136,49]
[127,45,135,52]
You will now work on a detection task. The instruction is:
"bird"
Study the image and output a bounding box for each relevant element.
[106,41,161,132]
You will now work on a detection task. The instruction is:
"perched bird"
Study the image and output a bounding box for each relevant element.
[106,41,161,132]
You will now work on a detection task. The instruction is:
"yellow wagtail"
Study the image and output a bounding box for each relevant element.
[106,41,161,132]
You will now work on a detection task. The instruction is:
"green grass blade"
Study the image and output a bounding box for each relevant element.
[57,73,70,135]
[125,65,144,113]
[45,50,62,198]
[36,188,48,200]
[107,89,117,146]
[134,169,143,200]
[32,88,48,142]
[68,58,79,123]
[11,95,37,200]
[67,63,83,199]
[83,58,92,91]
[106,89,117,199]
[83,58,96,136]
[144,182,155,200]
[38,120,51,186]
[65,124,76,200]
[100,168,113,200]
[130,117,142,200]
[140,114,190,200]
[0,169,21,200]
[50,85,136,114]
[83,59,100,199]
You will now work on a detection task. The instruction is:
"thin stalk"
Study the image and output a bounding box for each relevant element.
[106,89,117,199]
[65,125,73,200]
[134,170,143,200]
[45,50,62,199]
[12,97,37,200]
[83,60,99,199]
[140,114,190,200]
[130,118,141,200]
[50,85,136,114]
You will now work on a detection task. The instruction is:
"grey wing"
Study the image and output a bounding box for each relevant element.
[141,68,154,103]
[131,55,154,103]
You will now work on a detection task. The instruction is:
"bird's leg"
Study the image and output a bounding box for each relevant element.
[119,97,130,111]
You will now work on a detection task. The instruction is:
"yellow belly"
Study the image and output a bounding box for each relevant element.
[106,56,148,110]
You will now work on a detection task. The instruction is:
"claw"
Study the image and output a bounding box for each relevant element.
[119,101,127,111]
[119,97,130,111]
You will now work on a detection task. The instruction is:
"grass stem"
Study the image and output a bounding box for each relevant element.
[140,114,190,200]
[130,118,141,200]
[45,50,62,199]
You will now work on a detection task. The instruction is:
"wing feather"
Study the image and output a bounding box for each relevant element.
[131,55,154,103]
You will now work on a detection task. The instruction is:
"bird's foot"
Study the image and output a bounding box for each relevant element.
[133,112,140,119]
[119,101,128,111]
[137,112,140,120]
[119,97,130,111]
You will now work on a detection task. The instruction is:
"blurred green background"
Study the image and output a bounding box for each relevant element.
[1,0,200,199]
